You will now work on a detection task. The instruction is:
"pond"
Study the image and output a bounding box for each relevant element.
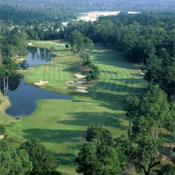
[6,47,71,118]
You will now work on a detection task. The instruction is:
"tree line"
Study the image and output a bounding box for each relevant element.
[60,12,175,97]
[70,30,100,81]
[0,21,27,100]
[1,0,175,23]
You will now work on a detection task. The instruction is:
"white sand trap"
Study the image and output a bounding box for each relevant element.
[75,74,86,79]
[0,135,4,140]
[140,72,145,75]
[28,42,33,46]
[77,86,89,93]
[38,41,66,46]
[77,89,89,93]
[35,81,49,86]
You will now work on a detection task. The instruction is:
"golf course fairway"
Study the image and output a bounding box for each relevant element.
[0,40,147,175]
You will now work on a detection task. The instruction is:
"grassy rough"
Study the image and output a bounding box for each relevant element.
[3,40,147,175]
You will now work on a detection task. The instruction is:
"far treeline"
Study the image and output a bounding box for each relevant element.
[0,0,175,23]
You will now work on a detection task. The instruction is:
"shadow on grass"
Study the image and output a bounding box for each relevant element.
[58,112,127,130]
[95,81,145,93]
[54,153,76,165]
[91,50,137,70]
[22,129,86,144]
[71,90,125,111]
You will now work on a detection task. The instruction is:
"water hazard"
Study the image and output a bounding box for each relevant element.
[5,47,71,118]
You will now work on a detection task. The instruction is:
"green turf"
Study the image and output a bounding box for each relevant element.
[2,40,147,175]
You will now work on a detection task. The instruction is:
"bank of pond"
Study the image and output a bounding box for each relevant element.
[5,47,72,118]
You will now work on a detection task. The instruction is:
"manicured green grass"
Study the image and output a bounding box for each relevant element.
[3,40,147,175]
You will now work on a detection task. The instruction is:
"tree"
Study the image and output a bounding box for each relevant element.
[145,55,163,83]
[124,85,170,175]
[84,37,94,52]
[20,138,59,175]
[136,85,169,139]
[0,141,32,175]
[125,95,140,137]
[130,136,162,175]
[159,164,175,175]
[76,124,121,175]
[71,31,84,53]
[86,124,114,145]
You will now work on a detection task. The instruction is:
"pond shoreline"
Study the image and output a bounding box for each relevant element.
[5,45,72,118]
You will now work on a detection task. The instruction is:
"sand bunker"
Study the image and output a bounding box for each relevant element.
[77,86,89,93]
[28,42,33,46]
[35,81,49,86]
[75,74,86,79]
[37,41,66,46]
[138,69,145,75]
[66,81,86,85]
[0,135,4,140]
[77,81,86,84]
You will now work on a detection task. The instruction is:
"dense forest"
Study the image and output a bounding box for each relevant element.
[0,0,175,23]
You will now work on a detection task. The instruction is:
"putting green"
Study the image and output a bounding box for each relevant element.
[1,40,147,175]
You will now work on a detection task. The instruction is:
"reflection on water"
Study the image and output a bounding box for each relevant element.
[25,47,54,67]
[5,47,71,118]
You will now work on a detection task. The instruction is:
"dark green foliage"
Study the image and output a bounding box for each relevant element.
[145,55,175,96]
[131,136,162,175]
[0,125,6,135]
[115,135,133,169]
[76,124,121,175]
[123,85,172,175]
[124,85,169,141]
[159,164,175,175]
[86,124,114,145]
[0,141,33,175]
[20,138,59,175]
[71,31,85,52]
[87,65,100,81]
[125,95,140,136]
[164,102,175,133]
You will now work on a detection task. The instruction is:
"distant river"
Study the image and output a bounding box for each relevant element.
[6,47,71,118]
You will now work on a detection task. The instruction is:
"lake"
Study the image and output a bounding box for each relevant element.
[6,47,71,118]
